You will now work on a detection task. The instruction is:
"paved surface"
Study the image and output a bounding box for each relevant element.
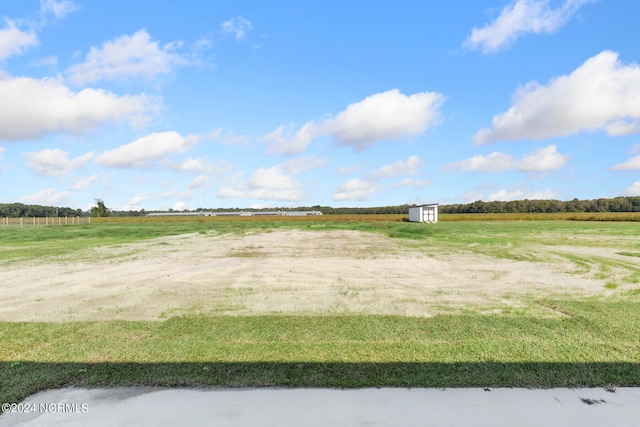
[2,387,640,426]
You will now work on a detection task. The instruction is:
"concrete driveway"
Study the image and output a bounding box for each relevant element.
[2,387,640,426]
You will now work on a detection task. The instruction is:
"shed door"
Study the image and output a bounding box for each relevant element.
[423,208,435,222]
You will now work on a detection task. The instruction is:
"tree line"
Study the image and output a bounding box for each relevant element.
[0,203,84,218]
[3,197,640,218]
[439,197,640,214]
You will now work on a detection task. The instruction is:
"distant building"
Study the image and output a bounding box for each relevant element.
[146,210,323,217]
[408,204,438,223]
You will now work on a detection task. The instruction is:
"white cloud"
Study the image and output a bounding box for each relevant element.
[172,202,188,211]
[458,184,496,203]
[247,166,299,191]
[445,145,567,172]
[263,122,316,155]
[126,190,195,208]
[221,16,253,40]
[95,132,197,169]
[176,128,248,147]
[331,156,423,201]
[332,178,381,201]
[40,0,78,21]
[0,75,157,142]
[24,148,93,177]
[367,155,421,180]
[264,89,445,154]
[518,145,568,172]
[474,51,640,144]
[621,181,640,197]
[70,173,104,190]
[67,29,184,85]
[218,165,306,202]
[612,155,640,171]
[465,0,591,53]
[445,152,514,172]
[164,157,230,175]
[0,21,38,61]
[217,187,305,202]
[19,188,72,205]
[488,188,557,202]
[322,90,444,151]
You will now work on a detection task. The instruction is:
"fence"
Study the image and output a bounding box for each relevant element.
[1,216,91,228]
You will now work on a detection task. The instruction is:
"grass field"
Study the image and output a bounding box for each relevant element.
[1,216,640,404]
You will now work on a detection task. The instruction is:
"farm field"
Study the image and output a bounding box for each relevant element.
[1,216,640,404]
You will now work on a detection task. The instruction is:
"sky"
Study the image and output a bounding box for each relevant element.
[1,0,639,211]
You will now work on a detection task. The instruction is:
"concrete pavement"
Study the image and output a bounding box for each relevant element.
[2,387,640,426]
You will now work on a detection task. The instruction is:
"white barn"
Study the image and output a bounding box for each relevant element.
[408,204,438,223]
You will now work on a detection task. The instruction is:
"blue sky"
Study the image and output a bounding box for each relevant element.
[1,0,639,211]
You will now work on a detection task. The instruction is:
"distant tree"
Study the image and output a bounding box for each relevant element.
[90,199,110,217]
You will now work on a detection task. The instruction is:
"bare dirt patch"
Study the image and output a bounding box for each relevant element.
[0,230,615,321]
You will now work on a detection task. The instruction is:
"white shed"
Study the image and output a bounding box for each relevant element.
[408,204,438,223]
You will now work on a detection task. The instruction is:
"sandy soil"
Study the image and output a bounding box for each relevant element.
[0,229,629,321]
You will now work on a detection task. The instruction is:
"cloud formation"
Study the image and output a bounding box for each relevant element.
[70,174,104,190]
[0,21,38,61]
[164,157,229,175]
[263,122,316,155]
[366,155,421,180]
[487,187,557,202]
[465,0,591,53]
[323,91,444,150]
[221,16,253,40]
[612,155,640,171]
[621,181,640,197]
[95,131,197,168]
[18,188,72,205]
[218,165,306,202]
[40,0,78,22]
[124,190,196,210]
[67,29,183,85]
[332,178,381,201]
[445,145,568,172]
[474,51,640,144]
[0,76,157,142]
[24,148,94,177]
[332,155,424,201]
[265,89,445,154]
[216,157,326,202]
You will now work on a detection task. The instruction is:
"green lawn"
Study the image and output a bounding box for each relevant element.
[1,218,640,404]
